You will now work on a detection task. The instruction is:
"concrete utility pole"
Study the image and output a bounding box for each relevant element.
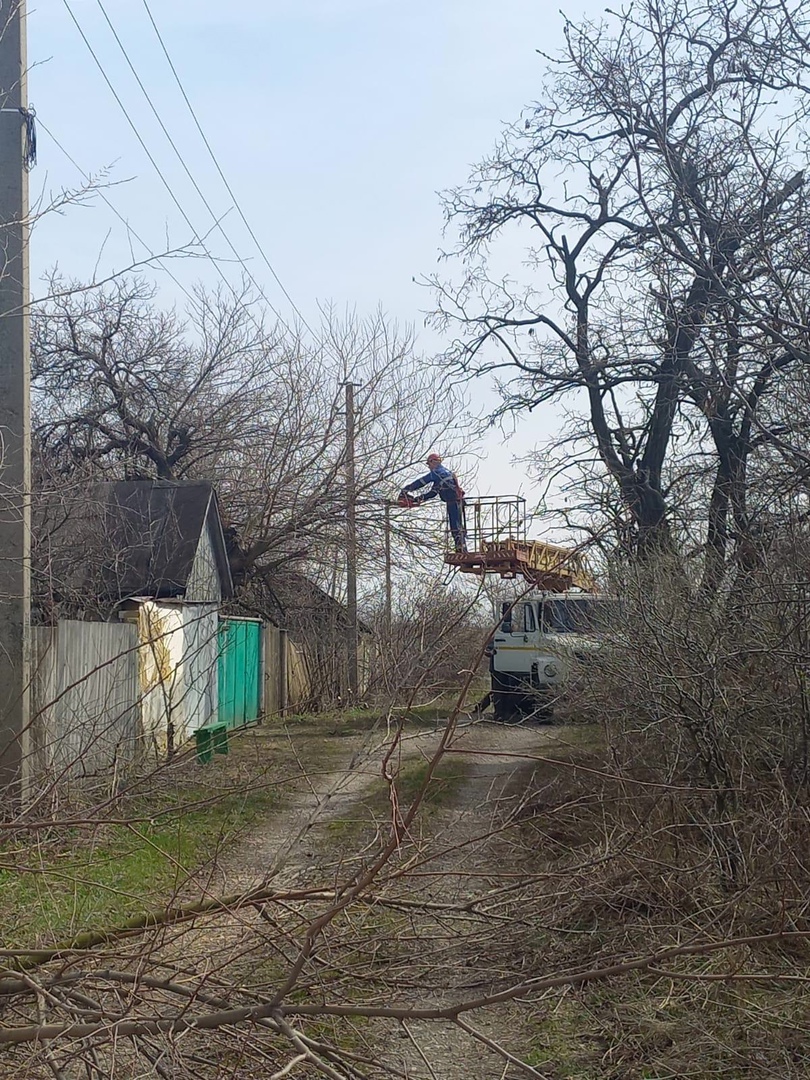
[0,0,32,800]
[344,382,359,699]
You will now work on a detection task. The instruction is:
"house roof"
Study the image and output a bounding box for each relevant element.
[34,480,233,615]
[237,570,371,636]
[98,480,233,602]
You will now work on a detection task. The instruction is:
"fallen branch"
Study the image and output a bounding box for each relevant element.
[0,884,330,987]
[2,930,809,1045]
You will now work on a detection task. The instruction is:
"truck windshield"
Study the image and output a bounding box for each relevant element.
[542,599,611,634]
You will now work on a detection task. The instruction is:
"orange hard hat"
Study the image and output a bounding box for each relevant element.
[426,452,442,464]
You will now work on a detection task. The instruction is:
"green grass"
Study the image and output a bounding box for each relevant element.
[381,757,470,809]
[524,997,605,1079]
[0,705,408,950]
[325,757,471,844]
[0,781,278,949]
[0,709,386,949]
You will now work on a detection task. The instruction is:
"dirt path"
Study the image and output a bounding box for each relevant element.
[175,718,558,1078]
[223,729,387,892]
[225,720,551,891]
[232,720,556,1078]
[368,723,554,1079]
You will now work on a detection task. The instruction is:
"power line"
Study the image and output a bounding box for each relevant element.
[36,117,198,307]
[92,0,297,334]
[139,0,316,338]
[60,0,286,338]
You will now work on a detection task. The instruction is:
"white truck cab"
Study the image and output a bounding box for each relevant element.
[488,592,606,721]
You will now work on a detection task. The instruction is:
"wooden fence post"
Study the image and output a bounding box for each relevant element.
[279,629,288,718]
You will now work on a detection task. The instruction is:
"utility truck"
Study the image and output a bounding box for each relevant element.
[441,495,602,723]
[398,492,603,722]
[488,592,610,721]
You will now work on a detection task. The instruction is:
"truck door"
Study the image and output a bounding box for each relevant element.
[493,601,538,675]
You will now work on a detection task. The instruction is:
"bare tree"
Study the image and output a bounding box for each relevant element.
[433,0,810,580]
[364,579,488,704]
[32,277,476,611]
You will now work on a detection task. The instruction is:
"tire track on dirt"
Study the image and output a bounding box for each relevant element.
[368,723,555,1080]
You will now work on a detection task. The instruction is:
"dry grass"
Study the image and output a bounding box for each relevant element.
[505,736,810,1079]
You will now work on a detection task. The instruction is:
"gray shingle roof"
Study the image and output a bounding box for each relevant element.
[34,480,233,613]
[98,480,231,600]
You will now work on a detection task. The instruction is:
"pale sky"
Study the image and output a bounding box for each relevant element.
[28,0,592,509]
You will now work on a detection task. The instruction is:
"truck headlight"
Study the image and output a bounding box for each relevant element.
[544,663,558,678]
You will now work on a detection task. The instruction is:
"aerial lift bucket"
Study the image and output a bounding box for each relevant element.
[443,495,595,591]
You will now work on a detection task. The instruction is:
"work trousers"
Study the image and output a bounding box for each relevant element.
[445,499,467,552]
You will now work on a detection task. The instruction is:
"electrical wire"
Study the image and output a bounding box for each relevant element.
[93,0,298,334]
[36,117,198,307]
[139,0,316,338]
[61,0,288,338]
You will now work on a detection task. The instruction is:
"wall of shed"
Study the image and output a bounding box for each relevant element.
[137,602,219,755]
[261,626,314,715]
[185,514,222,603]
[31,621,141,781]
[261,625,374,718]
[287,638,314,711]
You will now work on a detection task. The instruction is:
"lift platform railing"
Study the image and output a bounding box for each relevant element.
[444,495,594,590]
[466,495,527,548]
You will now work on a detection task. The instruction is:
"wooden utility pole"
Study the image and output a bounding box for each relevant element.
[0,0,31,801]
[344,382,358,699]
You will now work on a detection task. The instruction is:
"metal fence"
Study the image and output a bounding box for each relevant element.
[30,615,369,790]
[32,620,141,781]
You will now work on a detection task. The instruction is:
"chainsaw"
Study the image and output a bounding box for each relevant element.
[396,493,420,508]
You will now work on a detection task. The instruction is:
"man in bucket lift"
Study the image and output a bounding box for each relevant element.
[399,453,468,552]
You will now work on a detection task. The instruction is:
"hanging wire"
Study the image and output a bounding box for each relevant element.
[61,0,282,341]
[19,105,36,170]
[1,105,37,170]
[139,0,316,337]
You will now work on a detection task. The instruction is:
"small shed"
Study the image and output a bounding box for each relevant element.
[97,480,233,606]
[31,480,236,775]
[102,481,233,753]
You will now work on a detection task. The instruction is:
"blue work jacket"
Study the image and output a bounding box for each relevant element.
[403,464,460,503]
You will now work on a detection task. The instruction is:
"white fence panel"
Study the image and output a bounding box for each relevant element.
[180,604,219,732]
[32,621,140,778]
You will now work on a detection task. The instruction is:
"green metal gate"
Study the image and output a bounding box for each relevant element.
[218,618,261,729]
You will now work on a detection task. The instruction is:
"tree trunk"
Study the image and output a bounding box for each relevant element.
[701,460,731,597]
[619,469,673,557]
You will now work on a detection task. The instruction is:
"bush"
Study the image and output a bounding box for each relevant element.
[565,553,810,891]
